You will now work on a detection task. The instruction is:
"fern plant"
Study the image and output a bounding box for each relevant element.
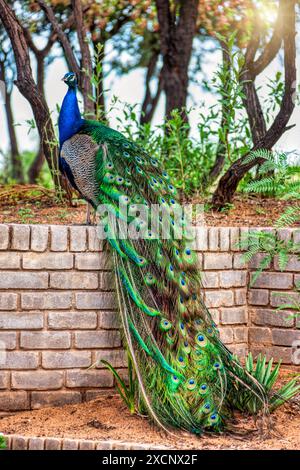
[232,353,300,414]
[243,149,300,199]
[240,229,299,287]
[275,279,300,323]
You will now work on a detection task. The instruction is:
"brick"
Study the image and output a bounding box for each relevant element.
[28,438,45,450]
[0,272,48,289]
[75,330,121,349]
[219,328,233,344]
[0,351,38,369]
[50,272,98,289]
[0,391,29,410]
[251,272,293,289]
[219,227,230,251]
[100,272,114,290]
[76,292,115,310]
[204,253,232,270]
[235,289,247,305]
[195,227,208,251]
[239,227,249,251]
[0,371,9,388]
[0,293,17,310]
[249,253,271,269]
[31,391,81,409]
[12,436,28,450]
[42,351,91,369]
[249,327,272,344]
[201,272,219,288]
[87,226,103,251]
[99,311,120,329]
[249,289,269,306]
[229,343,248,358]
[79,440,96,450]
[250,346,292,364]
[233,327,248,343]
[233,254,246,269]
[208,227,219,250]
[50,225,68,251]
[62,439,79,450]
[70,226,87,251]
[0,332,17,349]
[274,255,300,272]
[293,229,300,251]
[45,438,61,450]
[270,291,300,308]
[209,309,219,325]
[20,332,70,349]
[252,309,294,328]
[11,225,30,250]
[23,252,73,270]
[75,253,111,270]
[0,313,43,329]
[205,290,234,308]
[272,329,300,346]
[95,350,127,368]
[21,292,72,310]
[230,227,240,251]
[277,228,293,242]
[66,370,113,388]
[0,252,21,269]
[48,311,97,330]
[221,307,247,324]
[31,225,49,252]
[0,225,9,250]
[219,271,247,288]
[12,371,64,390]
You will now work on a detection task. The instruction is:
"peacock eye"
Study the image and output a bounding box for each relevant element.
[123,151,130,158]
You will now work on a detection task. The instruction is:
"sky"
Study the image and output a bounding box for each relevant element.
[0,38,299,166]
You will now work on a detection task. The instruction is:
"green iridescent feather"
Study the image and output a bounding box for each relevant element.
[62,118,269,433]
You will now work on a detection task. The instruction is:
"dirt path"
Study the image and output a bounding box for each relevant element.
[1,394,299,450]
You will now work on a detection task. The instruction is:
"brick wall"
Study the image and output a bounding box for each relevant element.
[0,224,299,412]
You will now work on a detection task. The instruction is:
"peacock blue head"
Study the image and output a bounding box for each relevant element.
[62,72,77,88]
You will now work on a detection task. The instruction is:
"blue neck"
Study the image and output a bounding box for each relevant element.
[59,86,84,148]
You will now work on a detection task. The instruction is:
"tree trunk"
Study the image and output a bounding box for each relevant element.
[211,0,296,210]
[140,50,163,125]
[28,53,45,183]
[5,91,23,182]
[0,0,66,195]
[155,0,198,121]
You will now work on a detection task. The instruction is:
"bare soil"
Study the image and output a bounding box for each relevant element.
[1,388,299,450]
[0,185,298,227]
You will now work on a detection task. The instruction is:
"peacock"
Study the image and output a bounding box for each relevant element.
[58,72,268,433]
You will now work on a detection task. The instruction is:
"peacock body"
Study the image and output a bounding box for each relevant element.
[58,72,267,433]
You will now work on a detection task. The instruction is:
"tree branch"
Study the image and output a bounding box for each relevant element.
[36,0,80,79]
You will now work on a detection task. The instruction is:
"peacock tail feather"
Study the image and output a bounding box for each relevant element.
[65,120,267,433]
[58,77,269,433]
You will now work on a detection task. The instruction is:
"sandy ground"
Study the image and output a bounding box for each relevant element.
[1,392,299,450]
